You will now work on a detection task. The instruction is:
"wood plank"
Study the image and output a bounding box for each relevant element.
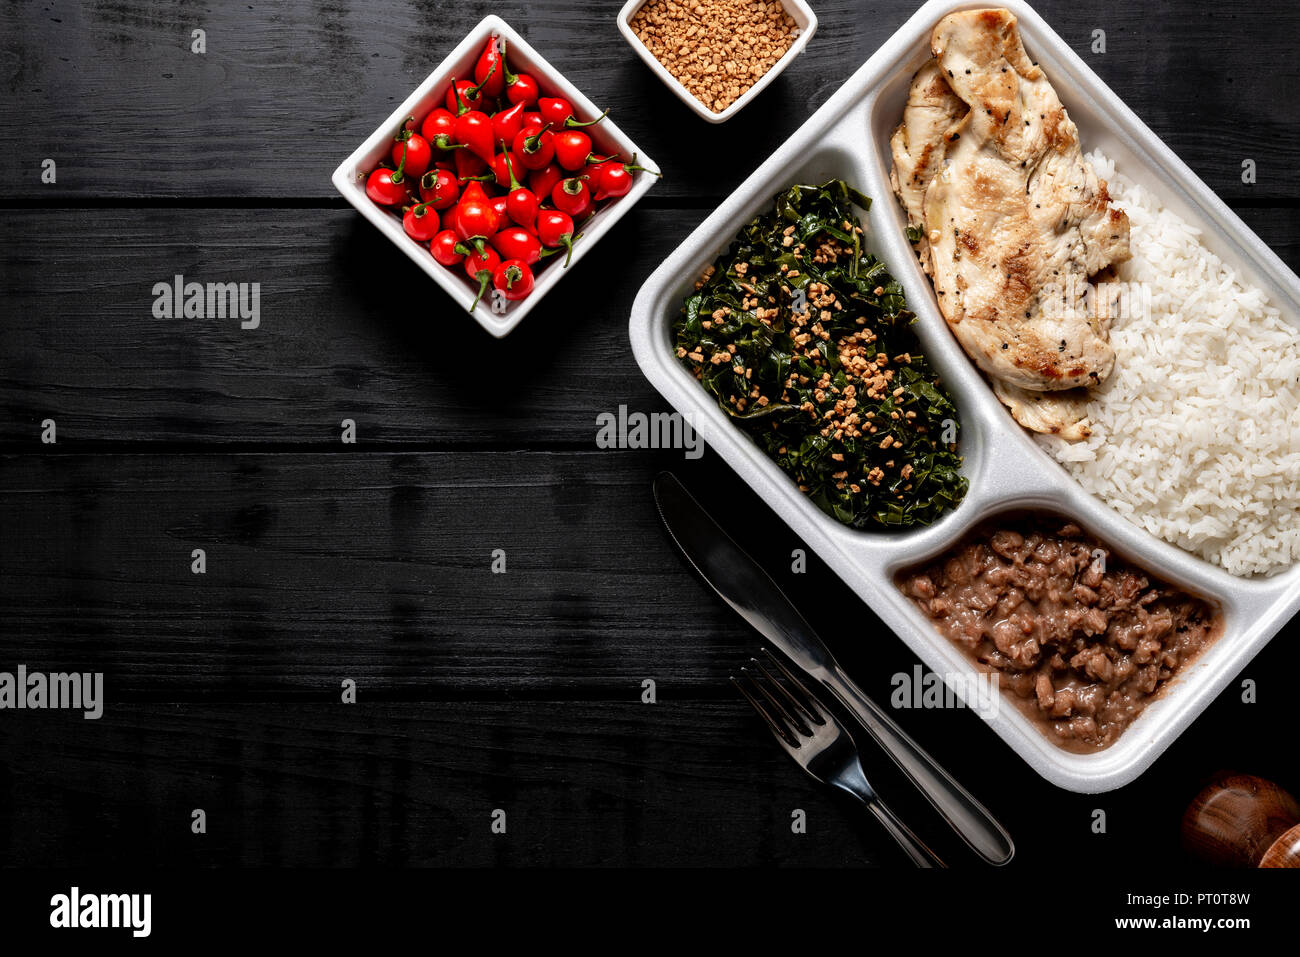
[0,700,968,867]
[3,205,1297,448]
[0,1,1297,202]
[0,205,695,446]
[0,683,1290,867]
[0,448,902,695]
[4,448,1298,695]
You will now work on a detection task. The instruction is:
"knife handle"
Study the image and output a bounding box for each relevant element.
[822,661,1015,866]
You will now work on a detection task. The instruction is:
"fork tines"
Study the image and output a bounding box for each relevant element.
[731,648,825,746]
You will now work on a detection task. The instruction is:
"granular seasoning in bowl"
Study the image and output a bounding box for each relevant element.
[629,0,797,113]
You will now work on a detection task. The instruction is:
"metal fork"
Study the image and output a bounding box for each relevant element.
[734,649,947,868]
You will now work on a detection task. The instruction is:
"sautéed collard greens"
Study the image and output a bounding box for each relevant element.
[673,180,967,529]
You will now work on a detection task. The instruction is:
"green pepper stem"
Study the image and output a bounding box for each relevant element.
[559,231,582,268]
[620,152,662,177]
[469,269,493,312]
[523,123,552,154]
[466,60,496,102]
[504,152,524,192]
[500,38,518,84]
[390,139,409,183]
[565,108,609,129]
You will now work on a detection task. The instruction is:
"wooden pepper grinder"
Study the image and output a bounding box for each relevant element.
[1182,771,1300,868]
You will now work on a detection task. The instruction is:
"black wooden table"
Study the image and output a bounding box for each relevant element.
[1,0,1297,871]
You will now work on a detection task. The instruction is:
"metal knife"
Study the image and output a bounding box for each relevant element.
[653,471,1015,866]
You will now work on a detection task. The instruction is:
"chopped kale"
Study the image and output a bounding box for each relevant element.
[673,180,968,530]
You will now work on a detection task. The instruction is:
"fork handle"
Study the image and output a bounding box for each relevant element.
[822,661,1015,866]
[865,797,947,868]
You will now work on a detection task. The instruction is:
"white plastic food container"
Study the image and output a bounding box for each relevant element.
[629,0,1300,792]
[332,15,659,338]
[616,0,818,123]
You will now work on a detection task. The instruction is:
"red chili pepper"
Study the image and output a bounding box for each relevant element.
[460,244,502,311]
[491,227,542,266]
[511,124,554,170]
[444,79,478,114]
[419,168,460,209]
[391,131,432,178]
[551,176,593,218]
[453,181,501,244]
[445,67,495,115]
[491,101,527,149]
[552,130,597,171]
[420,108,465,154]
[430,228,465,267]
[538,97,573,129]
[586,153,617,175]
[493,259,535,302]
[502,153,539,231]
[473,37,504,98]
[454,148,490,183]
[490,151,518,190]
[488,193,508,224]
[365,134,417,206]
[501,40,539,107]
[460,244,499,280]
[521,111,545,133]
[539,97,610,130]
[421,108,455,144]
[402,203,440,241]
[594,165,634,201]
[365,167,408,206]
[584,154,620,188]
[593,154,659,200]
[455,110,496,165]
[536,209,578,266]
[528,163,564,202]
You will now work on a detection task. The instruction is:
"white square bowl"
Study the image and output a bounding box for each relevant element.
[331,15,660,338]
[617,0,818,123]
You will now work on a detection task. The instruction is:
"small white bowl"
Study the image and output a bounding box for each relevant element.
[617,0,818,124]
[332,15,659,338]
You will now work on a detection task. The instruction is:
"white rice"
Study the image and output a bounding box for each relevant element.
[1034,150,1300,577]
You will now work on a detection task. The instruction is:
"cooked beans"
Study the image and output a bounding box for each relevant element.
[897,515,1221,751]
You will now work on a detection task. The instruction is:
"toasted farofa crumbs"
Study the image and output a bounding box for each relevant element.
[631,0,797,113]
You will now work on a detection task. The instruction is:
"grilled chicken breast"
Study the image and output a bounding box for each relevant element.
[889,8,1130,439]
[990,380,1092,441]
[888,60,967,274]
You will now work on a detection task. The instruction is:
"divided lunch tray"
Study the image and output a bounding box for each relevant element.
[629,0,1300,792]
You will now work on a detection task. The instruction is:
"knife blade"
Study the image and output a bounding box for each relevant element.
[653,471,1014,866]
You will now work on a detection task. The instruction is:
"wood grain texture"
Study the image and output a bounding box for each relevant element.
[0,449,747,693]
[3,0,1300,872]
[0,682,1292,868]
[0,700,967,867]
[0,0,1297,202]
[0,205,693,446]
[0,447,945,696]
[2,205,1297,448]
[3,446,1297,693]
